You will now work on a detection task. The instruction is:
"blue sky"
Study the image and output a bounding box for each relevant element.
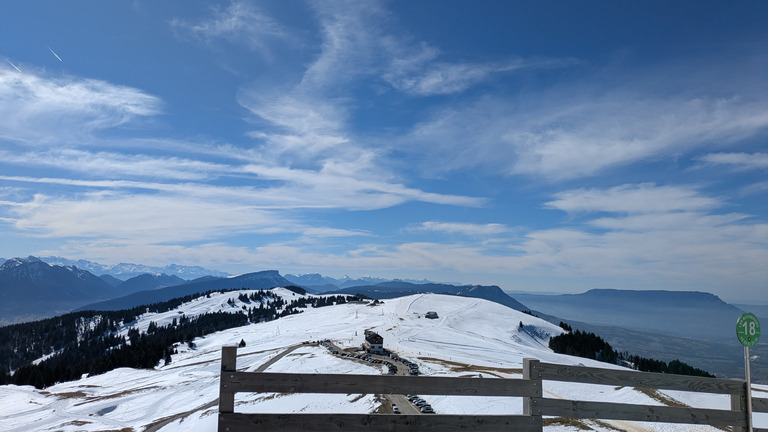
[1,1,767,303]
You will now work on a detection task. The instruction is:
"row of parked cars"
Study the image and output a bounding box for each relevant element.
[314,340,433,413]
[407,394,434,413]
[399,357,420,376]
[318,341,400,375]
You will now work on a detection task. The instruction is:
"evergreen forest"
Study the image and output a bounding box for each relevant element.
[0,289,361,388]
[549,324,715,378]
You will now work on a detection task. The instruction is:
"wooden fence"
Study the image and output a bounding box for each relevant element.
[218,345,768,432]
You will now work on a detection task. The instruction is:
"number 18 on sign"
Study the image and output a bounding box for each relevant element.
[737,313,760,432]
[738,312,761,347]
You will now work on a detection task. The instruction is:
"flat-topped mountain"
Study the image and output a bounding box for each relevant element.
[513,289,744,340]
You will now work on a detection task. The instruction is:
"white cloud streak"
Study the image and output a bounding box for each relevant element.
[416,221,508,236]
[699,152,768,171]
[545,184,721,215]
[0,149,231,181]
[403,58,768,180]
[0,69,161,144]
[170,1,293,57]
[384,57,579,97]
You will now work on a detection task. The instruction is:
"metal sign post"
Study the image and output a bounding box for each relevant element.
[737,313,761,432]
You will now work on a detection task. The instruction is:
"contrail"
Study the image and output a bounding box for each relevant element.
[6,59,21,72]
[47,46,63,62]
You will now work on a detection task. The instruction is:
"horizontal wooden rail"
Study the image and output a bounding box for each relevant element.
[753,396,768,412]
[219,346,760,432]
[530,360,745,395]
[220,413,541,432]
[220,371,541,397]
[535,398,747,427]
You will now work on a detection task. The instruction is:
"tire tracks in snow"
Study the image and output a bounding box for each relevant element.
[142,344,303,432]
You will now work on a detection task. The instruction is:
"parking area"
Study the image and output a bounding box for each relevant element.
[306,340,435,415]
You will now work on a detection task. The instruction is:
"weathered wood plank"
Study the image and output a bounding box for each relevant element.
[523,358,543,417]
[219,413,542,432]
[533,361,745,395]
[220,372,540,397]
[731,390,747,432]
[753,397,768,413]
[537,398,748,427]
[219,346,238,416]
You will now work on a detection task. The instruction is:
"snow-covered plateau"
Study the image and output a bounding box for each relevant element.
[1,288,765,432]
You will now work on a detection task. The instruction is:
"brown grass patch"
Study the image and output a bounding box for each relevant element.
[417,356,523,376]
[74,386,162,406]
[286,352,315,358]
[59,420,92,427]
[543,417,594,430]
[635,387,687,408]
[55,391,87,399]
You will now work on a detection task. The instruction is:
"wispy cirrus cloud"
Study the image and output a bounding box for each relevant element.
[8,192,286,242]
[400,46,768,181]
[170,1,294,57]
[415,221,508,236]
[698,152,768,171]
[0,69,161,144]
[0,149,230,181]
[384,57,579,97]
[545,183,721,215]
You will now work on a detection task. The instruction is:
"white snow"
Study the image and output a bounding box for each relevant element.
[0,291,763,432]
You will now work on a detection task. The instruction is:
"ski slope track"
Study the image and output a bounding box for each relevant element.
[1,288,765,431]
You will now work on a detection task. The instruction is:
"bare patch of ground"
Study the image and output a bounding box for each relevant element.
[74,386,162,406]
[54,391,87,399]
[417,356,523,376]
[543,417,594,430]
[635,387,687,408]
[59,420,92,427]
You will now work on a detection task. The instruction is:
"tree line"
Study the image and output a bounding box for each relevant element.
[0,289,360,388]
[549,324,715,378]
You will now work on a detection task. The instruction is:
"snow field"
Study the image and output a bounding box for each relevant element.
[0,290,764,431]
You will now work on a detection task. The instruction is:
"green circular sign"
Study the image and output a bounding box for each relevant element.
[736,313,761,347]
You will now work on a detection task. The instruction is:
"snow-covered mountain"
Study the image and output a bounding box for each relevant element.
[76,270,293,312]
[284,273,437,291]
[40,256,230,280]
[0,257,118,325]
[3,290,762,432]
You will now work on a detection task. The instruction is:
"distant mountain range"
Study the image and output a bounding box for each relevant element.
[76,270,292,312]
[513,289,745,340]
[115,273,188,293]
[0,255,755,349]
[0,257,119,324]
[0,257,234,324]
[36,256,230,280]
[327,281,530,311]
[284,273,438,292]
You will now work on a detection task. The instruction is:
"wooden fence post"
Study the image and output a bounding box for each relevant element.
[220,345,238,414]
[523,358,543,431]
[731,380,748,432]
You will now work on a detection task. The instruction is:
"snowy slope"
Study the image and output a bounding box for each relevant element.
[1,290,764,432]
